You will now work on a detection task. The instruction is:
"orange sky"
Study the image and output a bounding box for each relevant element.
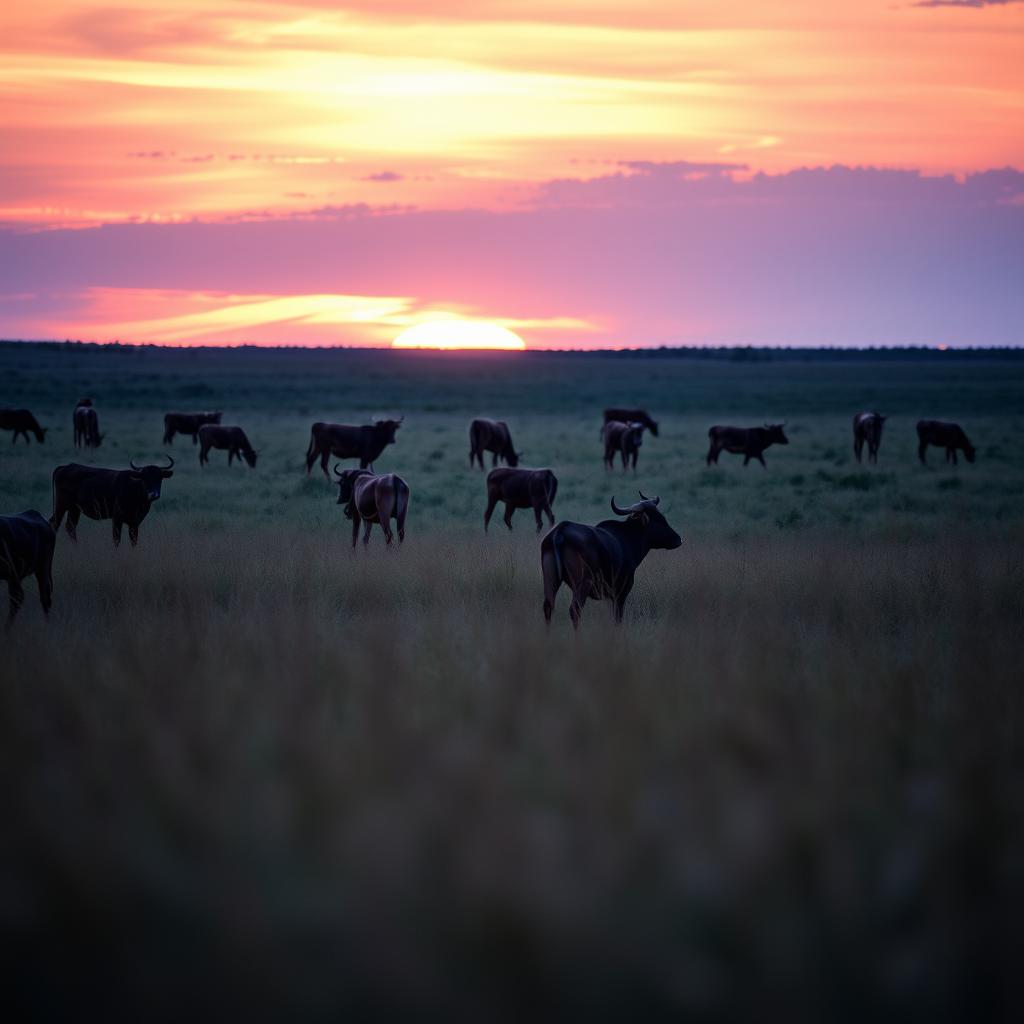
[1,0,1022,347]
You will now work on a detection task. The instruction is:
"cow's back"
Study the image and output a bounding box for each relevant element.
[0,511,55,577]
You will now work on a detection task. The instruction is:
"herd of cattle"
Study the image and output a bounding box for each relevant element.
[0,401,978,628]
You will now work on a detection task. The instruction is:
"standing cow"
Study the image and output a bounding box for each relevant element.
[853,412,886,464]
[603,421,645,472]
[198,424,259,467]
[306,419,402,478]
[706,424,788,467]
[0,511,55,625]
[602,408,659,437]
[0,409,47,444]
[163,410,222,445]
[469,418,521,469]
[73,404,103,448]
[50,457,174,547]
[484,467,558,532]
[334,467,410,547]
[917,420,976,465]
[541,492,681,628]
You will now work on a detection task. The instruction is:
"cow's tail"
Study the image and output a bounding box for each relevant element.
[545,471,558,507]
[395,477,410,541]
[305,427,317,461]
[541,523,564,624]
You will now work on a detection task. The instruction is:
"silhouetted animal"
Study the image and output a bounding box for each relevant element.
[306,419,402,477]
[484,467,557,532]
[603,421,645,472]
[73,404,103,448]
[469,418,521,469]
[50,457,174,547]
[706,424,788,467]
[917,420,975,465]
[334,467,410,547]
[853,411,886,464]
[0,511,55,625]
[603,408,659,437]
[541,492,681,628]
[163,411,222,445]
[0,408,47,444]
[198,424,258,467]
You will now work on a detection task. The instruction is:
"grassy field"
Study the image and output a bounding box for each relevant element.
[2,343,1023,1018]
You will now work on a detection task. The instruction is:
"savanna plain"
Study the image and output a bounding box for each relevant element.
[2,343,1023,1020]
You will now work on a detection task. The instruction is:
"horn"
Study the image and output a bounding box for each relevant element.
[129,458,141,471]
[162,454,174,469]
[333,463,344,477]
[610,496,630,516]
[637,489,660,505]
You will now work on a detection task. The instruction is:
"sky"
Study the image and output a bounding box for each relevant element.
[1,0,1022,348]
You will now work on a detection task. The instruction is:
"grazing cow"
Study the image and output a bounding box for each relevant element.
[484,467,558,532]
[73,404,103,448]
[0,408,47,444]
[706,423,788,467]
[603,420,645,472]
[853,411,886,464]
[334,467,410,547]
[541,492,681,628]
[198,424,259,467]
[50,457,174,547]
[0,511,55,625]
[306,418,403,478]
[163,410,222,445]
[469,418,521,469]
[917,420,976,465]
[602,408,659,437]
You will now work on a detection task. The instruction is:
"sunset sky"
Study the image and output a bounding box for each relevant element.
[1,0,1022,347]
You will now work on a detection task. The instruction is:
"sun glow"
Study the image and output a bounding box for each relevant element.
[392,320,526,351]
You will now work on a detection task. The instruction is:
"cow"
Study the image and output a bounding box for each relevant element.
[334,467,410,547]
[917,420,976,465]
[73,404,103,448]
[484,467,558,532]
[853,411,886,464]
[541,492,681,629]
[163,410,222,445]
[603,420,645,472]
[198,424,258,468]
[602,408,659,437]
[306,419,402,478]
[50,456,174,547]
[469,418,521,469]
[0,511,55,626]
[0,408,47,444]
[706,423,788,467]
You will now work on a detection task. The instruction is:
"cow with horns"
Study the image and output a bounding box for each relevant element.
[541,491,681,628]
[334,467,410,547]
[50,456,174,547]
[0,511,55,626]
[306,418,403,478]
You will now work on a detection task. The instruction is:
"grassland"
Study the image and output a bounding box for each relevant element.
[2,343,1023,1019]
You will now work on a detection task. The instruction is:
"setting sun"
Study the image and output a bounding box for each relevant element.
[392,320,526,351]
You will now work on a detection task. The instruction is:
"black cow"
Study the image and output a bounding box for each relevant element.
[50,457,174,547]
[334,467,410,547]
[469,418,521,469]
[853,411,886,464]
[484,467,557,532]
[603,421,645,472]
[603,408,659,437]
[0,408,47,444]
[917,420,976,465]
[73,404,103,448]
[198,424,258,467]
[0,511,55,625]
[163,410,222,445]
[706,424,788,467]
[305,419,402,477]
[541,492,681,628]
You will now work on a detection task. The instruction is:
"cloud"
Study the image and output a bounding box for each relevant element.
[912,1,1022,8]
[361,171,404,182]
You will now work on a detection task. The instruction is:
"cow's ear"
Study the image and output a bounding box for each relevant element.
[162,469,174,478]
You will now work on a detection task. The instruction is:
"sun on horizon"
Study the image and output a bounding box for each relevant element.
[392,320,526,351]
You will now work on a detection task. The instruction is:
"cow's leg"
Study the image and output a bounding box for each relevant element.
[568,587,587,630]
[533,503,544,532]
[951,448,958,465]
[36,543,54,616]
[128,524,139,547]
[541,539,561,624]
[757,453,766,467]
[853,438,862,463]
[503,504,515,531]
[396,490,407,543]
[321,450,332,479]
[362,520,373,546]
[380,516,394,545]
[64,507,80,542]
[112,519,123,547]
[918,441,928,465]
[191,432,198,445]
[483,493,498,531]
[743,454,750,466]
[228,449,235,466]
[7,579,24,627]
[350,513,361,549]
[199,445,207,466]
[613,582,634,624]
[163,428,172,444]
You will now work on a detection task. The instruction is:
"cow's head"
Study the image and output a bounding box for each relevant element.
[628,423,645,447]
[964,441,977,463]
[374,417,403,445]
[334,466,369,504]
[211,411,223,423]
[243,448,258,468]
[645,416,659,437]
[34,426,47,443]
[507,449,522,467]
[91,433,105,448]
[765,422,789,445]
[611,492,681,549]
[129,455,174,500]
